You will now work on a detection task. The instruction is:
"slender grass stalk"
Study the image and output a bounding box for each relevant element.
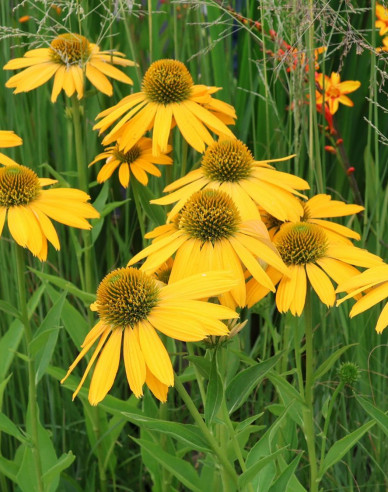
[302,288,318,492]
[71,95,107,492]
[174,374,239,487]
[15,245,44,492]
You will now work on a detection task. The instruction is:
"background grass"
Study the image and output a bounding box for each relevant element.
[0,1,387,491]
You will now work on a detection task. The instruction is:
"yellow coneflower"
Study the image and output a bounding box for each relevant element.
[94,59,236,156]
[315,72,360,115]
[152,139,309,222]
[0,130,23,167]
[61,267,239,405]
[4,33,136,102]
[0,163,99,260]
[262,194,364,244]
[246,222,383,315]
[336,264,388,334]
[376,3,388,36]
[128,189,289,309]
[89,137,172,188]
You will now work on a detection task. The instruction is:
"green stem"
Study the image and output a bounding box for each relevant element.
[71,96,95,295]
[71,96,107,492]
[15,245,44,492]
[132,181,146,248]
[303,288,318,492]
[174,374,239,487]
[187,344,207,405]
[148,0,153,63]
[319,381,344,472]
[221,400,254,492]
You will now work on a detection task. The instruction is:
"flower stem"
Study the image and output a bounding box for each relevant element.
[71,96,107,492]
[174,374,239,487]
[303,288,318,492]
[71,96,95,296]
[15,245,44,492]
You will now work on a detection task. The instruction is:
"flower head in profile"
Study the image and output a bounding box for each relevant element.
[262,194,364,244]
[376,3,388,36]
[4,33,136,102]
[315,72,361,115]
[0,162,99,260]
[94,59,236,156]
[89,137,172,188]
[0,130,22,166]
[61,267,238,405]
[152,139,309,222]
[246,222,383,315]
[336,264,388,334]
[128,189,289,309]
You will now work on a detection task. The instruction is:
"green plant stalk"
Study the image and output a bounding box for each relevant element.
[15,245,44,492]
[71,95,107,492]
[174,374,239,487]
[71,96,95,294]
[319,380,345,473]
[302,288,318,492]
[148,0,153,63]
[187,344,207,405]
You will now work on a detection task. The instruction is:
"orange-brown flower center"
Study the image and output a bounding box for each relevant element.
[0,165,40,207]
[96,268,160,328]
[275,222,328,265]
[114,144,141,165]
[50,33,91,65]
[177,189,240,244]
[142,59,193,105]
[202,139,253,182]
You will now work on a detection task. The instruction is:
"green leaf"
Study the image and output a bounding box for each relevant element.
[319,420,375,478]
[0,411,27,443]
[238,447,287,489]
[185,355,211,378]
[17,403,65,492]
[205,354,223,424]
[29,268,95,304]
[122,412,211,452]
[313,344,357,382]
[132,437,202,492]
[0,455,18,482]
[0,284,46,381]
[268,454,302,492]
[42,452,75,488]
[356,396,388,437]
[235,413,264,433]
[0,300,20,319]
[29,291,66,383]
[226,352,283,413]
[267,372,305,426]
[132,178,166,227]
[46,285,89,348]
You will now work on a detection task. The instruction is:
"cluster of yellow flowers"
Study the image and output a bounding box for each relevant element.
[1,31,387,407]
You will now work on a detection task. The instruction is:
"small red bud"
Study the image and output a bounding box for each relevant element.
[347,167,355,175]
[254,21,261,30]
[324,145,336,154]
[336,138,343,145]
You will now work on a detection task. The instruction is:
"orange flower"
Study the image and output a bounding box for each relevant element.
[377,37,388,52]
[376,3,388,36]
[315,72,360,115]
